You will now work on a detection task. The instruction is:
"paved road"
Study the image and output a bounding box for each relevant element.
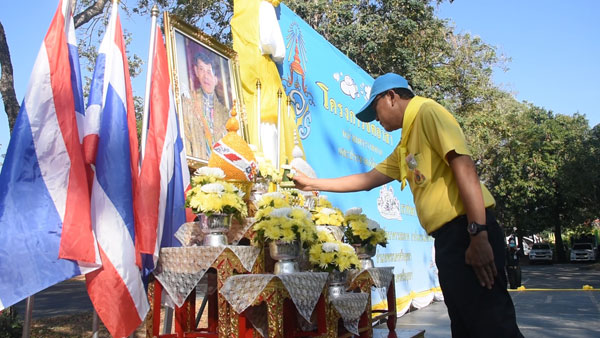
[390,263,600,337]
[14,277,91,319]
[14,262,600,337]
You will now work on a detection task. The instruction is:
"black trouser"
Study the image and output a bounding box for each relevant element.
[432,210,524,338]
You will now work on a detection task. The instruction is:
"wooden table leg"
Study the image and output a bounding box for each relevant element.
[386,275,397,335]
[150,279,162,338]
[359,294,373,338]
[266,292,285,338]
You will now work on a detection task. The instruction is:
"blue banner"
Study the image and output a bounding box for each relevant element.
[278,4,440,306]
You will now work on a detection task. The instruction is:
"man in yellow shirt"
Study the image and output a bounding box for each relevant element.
[292,73,522,337]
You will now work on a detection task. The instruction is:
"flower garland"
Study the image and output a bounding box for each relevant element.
[344,207,387,250]
[308,241,360,272]
[186,167,247,220]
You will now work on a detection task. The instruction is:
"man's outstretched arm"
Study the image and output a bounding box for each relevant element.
[292,168,393,193]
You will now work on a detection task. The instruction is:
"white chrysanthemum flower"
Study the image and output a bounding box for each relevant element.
[345,207,363,216]
[194,167,225,178]
[270,207,292,218]
[201,183,225,194]
[322,242,340,252]
[263,192,285,200]
[292,207,311,219]
[367,218,381,231]
[320,207,336,215]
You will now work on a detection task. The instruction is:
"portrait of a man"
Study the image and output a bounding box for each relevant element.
[173,29,235,163]
[182,51,229,160]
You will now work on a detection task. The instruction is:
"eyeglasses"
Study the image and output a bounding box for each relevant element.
[372,91,388,108]
[373,90,387,108]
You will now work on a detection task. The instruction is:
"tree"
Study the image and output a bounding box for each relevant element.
[0,0,149,133]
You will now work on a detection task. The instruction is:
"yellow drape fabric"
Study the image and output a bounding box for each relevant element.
[231,0,301,167]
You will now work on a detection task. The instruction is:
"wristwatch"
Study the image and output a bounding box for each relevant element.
[467,221,487,236]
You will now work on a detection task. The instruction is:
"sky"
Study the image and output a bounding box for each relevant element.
[436,0,600,126]
[1,0,599,162]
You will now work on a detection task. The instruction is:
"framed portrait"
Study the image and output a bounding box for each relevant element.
[164,13,246,168]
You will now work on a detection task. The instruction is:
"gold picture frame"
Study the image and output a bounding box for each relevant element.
[164,12,246,168]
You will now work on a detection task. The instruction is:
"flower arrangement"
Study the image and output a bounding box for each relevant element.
[316,229,337,243]
[252,193,318,246]
[308,240,360,272]
[254,192,289,215]
[317,195,332,208]
[282,189,306,207]
[343,207,387,250]
[313,206,345,226]
[255,153,282,183]
[186,167,248,220]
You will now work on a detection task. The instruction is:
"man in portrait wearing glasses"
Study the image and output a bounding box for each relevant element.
[183,50,229,160]
[292,73,523,337]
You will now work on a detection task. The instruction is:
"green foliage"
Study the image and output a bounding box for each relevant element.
[0,308,23,338]
[135,0,234,45]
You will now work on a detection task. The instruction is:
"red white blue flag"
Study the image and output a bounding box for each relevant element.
[0,0,98,310]
[137,26,190,273]
[83,4,149,336]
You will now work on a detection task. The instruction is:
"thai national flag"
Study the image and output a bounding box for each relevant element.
[0,0,98,310]
[137,25,190,275]
[83,4,149,337]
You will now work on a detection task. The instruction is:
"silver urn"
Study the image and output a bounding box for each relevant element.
[353,244,376,269]
[198,213,232,246]
[327,269,348,298]
[269,240,300,274]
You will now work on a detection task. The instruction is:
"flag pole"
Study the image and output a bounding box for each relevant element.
[21,296,34,338]
[141,5,160,161]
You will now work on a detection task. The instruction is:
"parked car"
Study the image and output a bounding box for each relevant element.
[569,243,597,262]
[528,243,553,264]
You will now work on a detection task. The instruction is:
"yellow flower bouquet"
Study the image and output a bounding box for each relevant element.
[185,167,248,220]
[312,206,345,226]
[308,241,360,272]
[343,207,387,251]
[255,153,283,183]
[252,193,318,246]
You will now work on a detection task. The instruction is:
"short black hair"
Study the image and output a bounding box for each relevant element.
[194,51,217,69]
[392,87,415,99]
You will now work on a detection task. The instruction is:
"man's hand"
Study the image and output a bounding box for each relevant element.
[291,170,313,191]
[465,232,497,289]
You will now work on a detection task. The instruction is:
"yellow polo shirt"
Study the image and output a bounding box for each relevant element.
[375,98,495,234]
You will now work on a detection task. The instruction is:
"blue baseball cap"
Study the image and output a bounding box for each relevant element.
[356,73,410,122]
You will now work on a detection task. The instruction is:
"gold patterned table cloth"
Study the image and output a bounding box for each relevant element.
[220,272,329,337]
[330,293,370,335]
[348,266,397,337]
[349,267,395,290]
[153,245,261,307]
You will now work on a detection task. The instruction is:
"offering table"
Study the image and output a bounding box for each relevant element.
[147,245,262,337]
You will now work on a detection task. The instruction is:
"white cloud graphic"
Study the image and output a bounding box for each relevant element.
[363,85,372,102]
[340,75,359,99]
